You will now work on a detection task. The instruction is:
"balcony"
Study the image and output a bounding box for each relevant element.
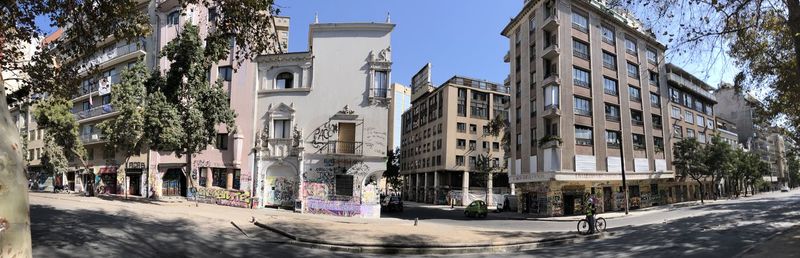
[542,72,560,87]
[504,51,510,63]
[369,87,391,105]
[606,115,621,122]
[266,138,299,157]
[79,133,105,145]
[73,104,116,121]
[542,43,560,60]
[324,141,364,156]
[632,119,645,126]
[542,12,559,31]
[543,104,561,118]
[77,40,146,75]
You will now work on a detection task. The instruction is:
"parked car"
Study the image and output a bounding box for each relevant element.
[464,200,488,218]
[781,186,790,192]
[382,195,403,212]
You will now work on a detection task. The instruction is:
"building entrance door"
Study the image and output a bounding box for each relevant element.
[127,170,142,196]
[563,194,576,216]
[337,122,356,154]
[162,168,186,197]
[603,187,613,212]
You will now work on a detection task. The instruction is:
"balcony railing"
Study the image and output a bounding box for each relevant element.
[73,104,115,120]
[79,133,105,144]
[632,119,645,126]
[575,109,592,117]
[607,142,621,149]
[78,40,146,74]
[606,115,621,122]
[573,51,589,60]
[324,141,363,155]
[603,61,617,71]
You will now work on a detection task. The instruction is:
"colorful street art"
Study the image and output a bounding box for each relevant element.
[305,198,376,217]
[549,191,563,216]
[264,176,297,207]
[304,182,330,199]
[195,187,255,208]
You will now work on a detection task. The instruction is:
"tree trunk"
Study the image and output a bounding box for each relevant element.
[696,179,705,204]
[0,76,33,257]
[787,0,800,79]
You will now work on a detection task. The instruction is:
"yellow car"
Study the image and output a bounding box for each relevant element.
[464,200,488,218]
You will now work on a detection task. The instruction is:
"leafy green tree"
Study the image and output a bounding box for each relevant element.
[472,115,508,205]
[788,151,800,188]
[384,148,402,195]
[145,24,237,187]
[673,138,708,203]
[97,61,148,176]
[704,135,734,199]
[40,133,69,181]
[32,98,88,169]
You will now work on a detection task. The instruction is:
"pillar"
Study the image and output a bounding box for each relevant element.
[415,173,420,202]
[511,183,516,195]
[424,172,429,203]
[226,168,234,189]
[205,168,213,188]
[462,171,469,206]
[487,173,494,207]
[433,171,439,205]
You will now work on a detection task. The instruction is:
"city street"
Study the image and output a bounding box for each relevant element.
[28,190,800,257]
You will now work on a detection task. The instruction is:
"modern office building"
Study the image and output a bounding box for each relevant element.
[389,83,412,150]
[253,19,394,217]
[502,0,681,216]
[400,64,510,206]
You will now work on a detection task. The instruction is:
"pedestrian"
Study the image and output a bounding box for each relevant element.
[586,197,597,234]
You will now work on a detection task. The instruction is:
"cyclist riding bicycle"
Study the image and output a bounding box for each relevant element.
[585,197,597,234]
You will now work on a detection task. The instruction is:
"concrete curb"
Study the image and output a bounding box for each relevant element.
[252,221,613,254]
[733,225,799,258]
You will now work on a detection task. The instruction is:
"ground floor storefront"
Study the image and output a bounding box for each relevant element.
[401,170,511,206]
[513,179,714,216]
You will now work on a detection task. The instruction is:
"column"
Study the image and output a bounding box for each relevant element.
[433,171,439,205]
[205,168,213,188]
[511,183,516,195]
[462,171,469,206]
[424,172,429,203]
[226,168,234,189]
[487,173,494,207]
[415,173,420,202]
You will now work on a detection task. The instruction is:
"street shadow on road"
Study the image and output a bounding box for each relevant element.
[95,195,167,205]
[29,204,367,258]
[500,193,800,258]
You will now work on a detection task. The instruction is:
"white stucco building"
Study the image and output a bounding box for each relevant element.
[253,20,394,218]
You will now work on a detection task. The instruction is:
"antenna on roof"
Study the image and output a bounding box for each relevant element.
[386,12,391,23]
[314,12,319,23]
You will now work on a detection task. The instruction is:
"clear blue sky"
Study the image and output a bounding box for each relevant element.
[276,0,521,87]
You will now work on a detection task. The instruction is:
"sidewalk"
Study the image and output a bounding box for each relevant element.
[739,225,800,258]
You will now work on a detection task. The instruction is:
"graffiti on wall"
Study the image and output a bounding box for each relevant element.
[264,176,297,206]
[304,182,330,199]
[548,191,563,216]
[195,187,255,208]
[363,127,387,156]
[309,122,339,149]
[305,198,362,217]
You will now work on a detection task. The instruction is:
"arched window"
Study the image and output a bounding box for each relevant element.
[276,72,294,89]
[167,11,181,26]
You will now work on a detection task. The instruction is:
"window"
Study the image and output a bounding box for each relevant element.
[218,66,233,82]
[631,110,644,125]
[530,128,537,146]
[573,39,589,60]
[603,77,618,95]
[601,24,615,43]
[574,96,591,116]
[374,71,388,97]
[704,104,713,115]
[654,137,664,152]
[652,114,663,128]
[573,67,590,88]
[208,7,218,22]
[456,155,465,166]
[606,130,621,148]
[530,99,537,116]
[493,142,500,150]
[273,119,291,139]
[632,133,645,149]
[673,125,683,138]
[605,104,620,121]
[483,141,489,149]
[671,106,681,119]
[650,93,660,107]
[515,107,521,122]
[687,128,695,138]
[629,86,641,102]
[684,110,694,124]
[469,124,477,134]
[696,115,705,127]
[167,10,180,26]
[275,72,293,89]
[649,71,659,85]
[575,126,593,145]
[627,62,639,79]
[529,16,536,32]
[670,88,680,103]
[216,133,228,150]
[103,148,115,159]
[212,168,227,188]
[457,89,467,116]
[335,175,354,196]
[545,85,559,107]
[625,37,637,54]
[102,94,112,105]
[602,51,617,70]
[457,139,466,149]
[82,101,91,111]
[469,156,477,167]
[699,132,707,143]
[232,169,241,190]
[457,123,466,133]
[469,140,477,150]
[707,119,715,129]
[470,91,489,119]
[646,48,657,64]
[572,11,588,32]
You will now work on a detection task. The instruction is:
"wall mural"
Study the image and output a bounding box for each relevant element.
[548,191,563,216]
[264,176,297,207]
[195,187,256,208]
[300,157,380,217]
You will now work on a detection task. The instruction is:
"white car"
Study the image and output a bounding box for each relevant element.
[781,186,790,192]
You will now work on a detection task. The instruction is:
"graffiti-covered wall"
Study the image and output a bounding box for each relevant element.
[301,156,383,218]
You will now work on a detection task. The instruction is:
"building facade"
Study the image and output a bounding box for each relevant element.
[389,83,412,150]
[16,0,290,209]
[253,21,394,218]
[400,64,510,206]
[500,0,700,216]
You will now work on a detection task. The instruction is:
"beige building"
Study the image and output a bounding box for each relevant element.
[501,0,688,216]
[400,64,510,206]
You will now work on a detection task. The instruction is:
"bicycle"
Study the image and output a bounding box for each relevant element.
[577,215,607,235]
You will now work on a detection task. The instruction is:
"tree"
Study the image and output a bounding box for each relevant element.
[472,115,508,206]
[615,0,800,144]
[673,138,708,204]
[384,148,402,195]
[788,151,800,188]
[32,98,88,170]
[40,133,69,184]
[704,134,734,199]
[144,24,237,191]
[96,61,148,189]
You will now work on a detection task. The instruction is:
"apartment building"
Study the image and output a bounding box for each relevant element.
[501,0,676,216]
[715,116,741,148]
[400,64,510,206]
[19,1,289,208]
[253,20,393,217]
[389,83,412,150]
